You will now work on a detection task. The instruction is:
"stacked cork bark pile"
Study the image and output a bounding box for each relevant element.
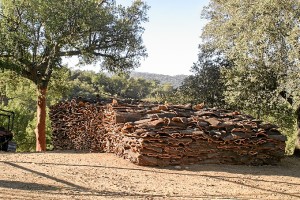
[50,99,286,166]
[49,99,106,152]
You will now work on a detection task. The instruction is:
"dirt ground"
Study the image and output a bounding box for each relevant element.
[0,151,299,200]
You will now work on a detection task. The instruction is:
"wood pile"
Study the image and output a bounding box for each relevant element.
[49,99,106,152]
[50,99,286,166]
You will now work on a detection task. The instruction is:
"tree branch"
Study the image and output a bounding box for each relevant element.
[59,50,120,61]
[279,91,293,105]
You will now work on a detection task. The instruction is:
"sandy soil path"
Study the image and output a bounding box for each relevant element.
[0,151,299,200]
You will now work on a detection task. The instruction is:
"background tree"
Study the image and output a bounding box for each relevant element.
[68,70,101,99]
[121,77,152,100]
[130,72,187,88]
[180,44,231,107]
[0,68,71,151]
[201,0,300,153]
[61,70,172,102]
[0,0,149,151]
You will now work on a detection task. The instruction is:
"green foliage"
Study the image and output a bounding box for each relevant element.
[67,70,169,101]
[0,71,36,151]
[67,70,102,99]
[202,0,300,107]
[0,0,149,82]
[122,77,153,99]
[0,0,149,150]
[258,105,297,155]
[130,72,187,88]
[0,69,72,151]
[201,0,300,153]
[179,44,230,107]
[147,83,176,103]
[48,67,73,104]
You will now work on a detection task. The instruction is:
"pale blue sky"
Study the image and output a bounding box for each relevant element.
[129,0,210,75]
[66,0,210,75]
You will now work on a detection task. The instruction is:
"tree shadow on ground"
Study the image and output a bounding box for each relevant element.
[2,156,300,199]
[1,161,222,199]
[0,180,58,191]
[3,153,299,177]
[175,156,300,177]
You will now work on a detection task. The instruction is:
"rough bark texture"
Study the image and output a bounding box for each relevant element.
[35,87,47,151]
[50,99,286,166]
[295,106,300,156]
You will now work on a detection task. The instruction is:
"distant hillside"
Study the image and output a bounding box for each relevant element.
[130,72,188,88]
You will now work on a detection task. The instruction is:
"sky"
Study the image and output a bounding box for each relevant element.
[66,0,210,76]
[131,0,210,75]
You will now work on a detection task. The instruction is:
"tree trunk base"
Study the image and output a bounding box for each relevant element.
[293,148,300,157]
[35,87,47,151]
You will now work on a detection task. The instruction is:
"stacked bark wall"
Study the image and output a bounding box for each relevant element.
[50,99,106,152]
[50,100,286,166]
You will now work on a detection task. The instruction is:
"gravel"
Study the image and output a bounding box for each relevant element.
[0,151,299,200]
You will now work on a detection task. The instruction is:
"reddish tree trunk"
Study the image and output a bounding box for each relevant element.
[295,106,300,156]
[35,87,47,151]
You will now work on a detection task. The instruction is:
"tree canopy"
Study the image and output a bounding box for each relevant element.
[179,44,231,107]
[0,0,149,151]
[202,0,300,110]
[0,0,148,84]
[200,0,300,153]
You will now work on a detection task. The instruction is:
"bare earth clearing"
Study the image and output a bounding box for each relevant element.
[0,151,299,200]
